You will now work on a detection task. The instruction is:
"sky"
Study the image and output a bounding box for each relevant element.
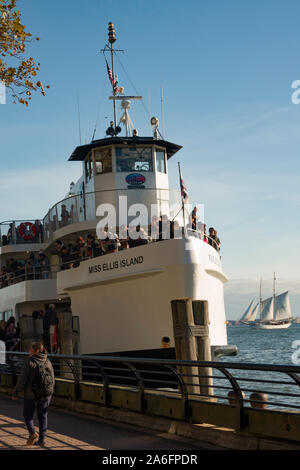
[1,0,300,318]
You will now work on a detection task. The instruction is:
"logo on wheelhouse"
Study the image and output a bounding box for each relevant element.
[125,173,146,186]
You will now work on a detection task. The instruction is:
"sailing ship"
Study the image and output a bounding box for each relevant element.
[239,274,292,329]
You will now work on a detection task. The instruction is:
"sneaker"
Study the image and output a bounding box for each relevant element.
[36,440,46,448]
[26,433,38,446]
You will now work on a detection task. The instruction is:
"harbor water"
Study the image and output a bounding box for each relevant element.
[225,323,300,365]
[215,324,300,410]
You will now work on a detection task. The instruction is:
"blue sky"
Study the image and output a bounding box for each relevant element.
[1,0,300,318]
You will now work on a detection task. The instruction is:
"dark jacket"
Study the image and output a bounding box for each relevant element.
[13,351,54,400]
[43,309,57,331]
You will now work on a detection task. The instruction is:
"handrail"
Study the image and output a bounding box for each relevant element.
[42,187,181,223]
[2,351,300,431]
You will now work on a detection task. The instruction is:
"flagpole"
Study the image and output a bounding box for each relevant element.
[178,162,186,230]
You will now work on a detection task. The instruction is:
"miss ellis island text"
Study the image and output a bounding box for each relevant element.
[88,256,144,274]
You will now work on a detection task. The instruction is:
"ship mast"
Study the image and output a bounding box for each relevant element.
[101,22,124,131]
[259,277,262,320]
[272,272,276,320]
[108,22,117,128]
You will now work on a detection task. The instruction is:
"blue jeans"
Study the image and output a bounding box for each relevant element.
[23,397,51,441]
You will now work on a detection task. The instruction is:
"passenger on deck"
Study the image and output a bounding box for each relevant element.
[7,223,15,244]
[5,316,17,350]
[60,245,72,270]
[43,304,58,353]
[191,206,197,231]
[72,236,86,263]
[207,227,220,252]
[1,235,8,246]
[15,262,25,282]
[150,215,159,241]
[86,234,99,258]
[159,215,171,240]
[214,230,221,252]
[37,252,50,279]
[60,204,70,227]
[26,253,38,280]
[34,220,43,243]
[129,225,149,248]
[118,225,129,250]
[106,228,119,253]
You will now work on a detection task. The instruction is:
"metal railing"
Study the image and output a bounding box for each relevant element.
[2,352,300,431]
[0,229,221,290]
[41,188,183,243]
[0,220,44,247]
[0,266,54,289]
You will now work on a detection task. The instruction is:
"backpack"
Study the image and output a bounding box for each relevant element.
[31,359,54,400]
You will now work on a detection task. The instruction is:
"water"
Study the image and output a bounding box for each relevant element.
[215,324,300,410]
[225,323,300,365]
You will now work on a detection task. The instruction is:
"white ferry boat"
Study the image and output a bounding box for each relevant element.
[0,23,236,360]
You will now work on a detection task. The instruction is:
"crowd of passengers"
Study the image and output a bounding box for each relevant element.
[0,252,50,288]
[55,215,221,270]
[0,304,63,353]
[0,214,221,286]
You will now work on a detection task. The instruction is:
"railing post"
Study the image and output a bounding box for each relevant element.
[220,367,247,431]
[90,360,110,406]
[125,362,145,413]
[165,364,190,421]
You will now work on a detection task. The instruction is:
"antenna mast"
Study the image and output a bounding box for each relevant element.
[101,22,124,132]
[108,22,117,128]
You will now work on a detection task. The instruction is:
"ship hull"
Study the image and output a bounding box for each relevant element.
[57,237,231,357]
[256,321,291,330]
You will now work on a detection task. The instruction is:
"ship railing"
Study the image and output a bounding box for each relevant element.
[0,231,221,290]
[41,188,184,243]
[185,228,220,252]
[0,266,55,289]
[2,351,300,433]
[0,219,44,247]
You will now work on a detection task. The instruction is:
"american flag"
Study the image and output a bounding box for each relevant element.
[179,165,189,201]
[106,58,119,94]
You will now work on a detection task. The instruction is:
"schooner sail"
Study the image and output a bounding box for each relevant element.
[240,299,255,323]
[249,303,259,322]
[260,296,274,322]
[274,291,291,322]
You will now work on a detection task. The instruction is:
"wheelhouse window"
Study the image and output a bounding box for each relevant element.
[94,148,112,174]
[156,149,166,173]
[116,147,153,172]
[85,152,93,182]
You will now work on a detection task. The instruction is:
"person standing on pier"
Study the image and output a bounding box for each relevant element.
[12,342,55,447]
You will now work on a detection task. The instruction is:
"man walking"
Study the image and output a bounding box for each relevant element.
[12,342,55,447]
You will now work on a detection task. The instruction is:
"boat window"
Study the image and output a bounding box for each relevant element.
[94,148,112,174]
[85,152,93,182]
[116,147,153,172]
[156,150,166,173]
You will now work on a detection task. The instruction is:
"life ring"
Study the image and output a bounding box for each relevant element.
[18,222,37,241]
